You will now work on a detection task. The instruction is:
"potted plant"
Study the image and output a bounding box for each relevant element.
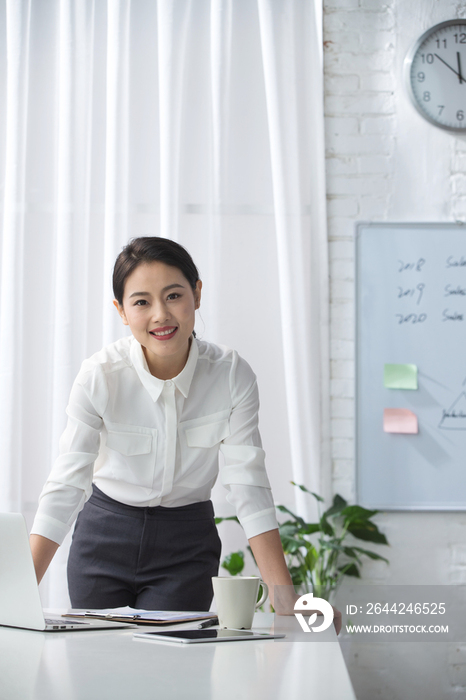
[216,482,389,602]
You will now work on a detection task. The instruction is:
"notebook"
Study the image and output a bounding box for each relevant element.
[0,513,134,632]
[64,607,218,625]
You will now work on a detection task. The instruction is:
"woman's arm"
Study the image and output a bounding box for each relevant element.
[29,534,59,584]
[248,528,296,617]
[31,368,104,550]
[248,528,342,634]
[248,528,293,597]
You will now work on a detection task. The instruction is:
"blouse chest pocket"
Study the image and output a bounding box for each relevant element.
[106,431,152,456]
[178,410,231,487]
[185,418,230,448]
[104,423,157,489]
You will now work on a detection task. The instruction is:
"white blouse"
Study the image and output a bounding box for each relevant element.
[31,336,278,545]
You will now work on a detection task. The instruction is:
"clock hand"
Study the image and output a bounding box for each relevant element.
[434,53,462,80]
[458,52,464,84]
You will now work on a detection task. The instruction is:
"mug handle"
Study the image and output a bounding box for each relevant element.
[255,580,269,609]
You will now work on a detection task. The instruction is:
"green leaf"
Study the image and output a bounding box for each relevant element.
[276,505,306,528]
[278,525,303,545]
[351,546,389,563]
[279,523,300,537]
[301,523,321,535]
[280,534,309,555]
[319,539,345,553]
[277,518,297,531]
[347,524,388,544]
[323,494,348,518]
[290,482,324,502]
[288,566,306,588]
[279,519,320,537]
[341,505,379,521]
[339,562,360,578]
[304,545,319,571]
[215,515,240,525]
[221,551,245,576]
[320,516,335,537]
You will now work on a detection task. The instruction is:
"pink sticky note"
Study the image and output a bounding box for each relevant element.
[383,408,418,434]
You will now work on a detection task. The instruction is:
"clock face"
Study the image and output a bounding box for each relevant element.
[404,20,466,132]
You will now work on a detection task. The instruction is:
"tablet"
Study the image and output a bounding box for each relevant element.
[133,628,286,644]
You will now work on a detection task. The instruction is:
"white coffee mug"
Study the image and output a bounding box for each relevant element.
[212,576,269,629]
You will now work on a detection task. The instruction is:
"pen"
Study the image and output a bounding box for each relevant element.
[198,617,219,629]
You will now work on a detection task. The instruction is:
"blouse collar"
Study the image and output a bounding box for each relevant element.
[130,336,199,402]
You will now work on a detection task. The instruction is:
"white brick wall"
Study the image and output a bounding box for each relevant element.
[325,0,396,498]
[324,1,466,696]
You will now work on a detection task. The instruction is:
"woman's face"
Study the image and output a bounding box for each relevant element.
[114,261,202,379]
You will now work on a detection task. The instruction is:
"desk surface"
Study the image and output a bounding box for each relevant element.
[0,612,356,700]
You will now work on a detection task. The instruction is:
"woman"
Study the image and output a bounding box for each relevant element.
[30,236,294,611]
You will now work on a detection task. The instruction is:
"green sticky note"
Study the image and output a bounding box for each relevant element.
[384,364,418,390]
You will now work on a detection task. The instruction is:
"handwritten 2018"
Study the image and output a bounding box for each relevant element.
[398,259,426,273]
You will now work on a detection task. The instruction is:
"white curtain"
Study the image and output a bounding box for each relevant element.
[0,0,329,606]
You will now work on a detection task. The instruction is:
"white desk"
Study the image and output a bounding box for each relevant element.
[0,613,356,700]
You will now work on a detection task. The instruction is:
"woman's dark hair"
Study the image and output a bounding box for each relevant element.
[113,237,200,305]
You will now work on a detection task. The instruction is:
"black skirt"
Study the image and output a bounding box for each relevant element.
[67,485,221,610]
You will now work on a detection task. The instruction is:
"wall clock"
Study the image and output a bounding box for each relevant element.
[404,19,466,132]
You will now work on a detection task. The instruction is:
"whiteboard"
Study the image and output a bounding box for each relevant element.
[356,222,466,510]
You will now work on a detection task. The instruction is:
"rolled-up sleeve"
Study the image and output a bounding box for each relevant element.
[30,366,106,545]
[219,353,278,539]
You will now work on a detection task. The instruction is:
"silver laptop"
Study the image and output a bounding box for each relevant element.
[0,513,134,632]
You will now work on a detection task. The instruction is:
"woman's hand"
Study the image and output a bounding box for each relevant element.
[248,529,341,635]
[332,606,342,635]
[274,586,342,634]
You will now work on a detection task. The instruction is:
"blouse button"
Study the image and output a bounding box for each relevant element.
[165,380,173,387]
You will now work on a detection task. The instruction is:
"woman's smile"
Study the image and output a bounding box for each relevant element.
[149,326,178,340]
